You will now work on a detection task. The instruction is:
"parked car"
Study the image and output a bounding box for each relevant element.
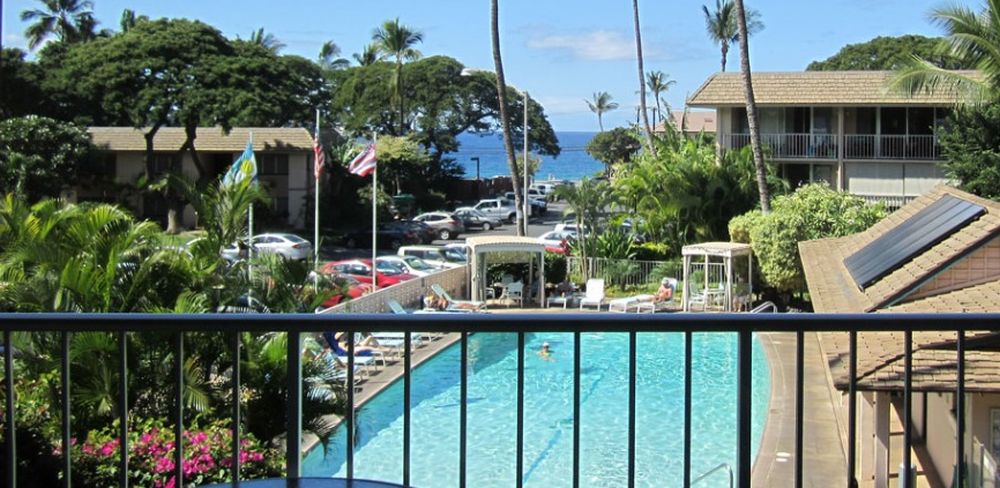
[538,230,575,255]
[473,198,518,223]
[321,259,417,288]
[503,192,547,214]
[376,255,438,277]
[342,224,420,250]
[317,273,372,309]
[383,220,437,244]
[454,207,502,231]
[221,233,312,262]
[531,183,558,196]
[413,212,465,240]
[398,245,467,269]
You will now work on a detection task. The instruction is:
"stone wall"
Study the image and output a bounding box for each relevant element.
[319,265,469,314]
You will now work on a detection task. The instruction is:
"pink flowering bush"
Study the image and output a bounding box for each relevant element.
[72,417,282,487]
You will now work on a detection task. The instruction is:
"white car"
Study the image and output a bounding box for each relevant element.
[398,245,467,269]
[538,230,577,248]
[222,233,312,261]
[377,255,439,277]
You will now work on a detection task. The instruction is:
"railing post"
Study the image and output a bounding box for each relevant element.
[627,331,637,488]
[286,330,302,479]
[737,329,752,488]
[231,332,242,483]
[61,331,71,488]
[516,332,524,488]
[572,331,581,488]
[795,331,804,488]
[956,329,966,487]
[683,331,692,488]
[848,331,858,488]
[403,331,411,486]
[903,330,913,488]
[460,332,468,488]
[118,331,129,488]
[4,329,15,488]
[173,332,184,487]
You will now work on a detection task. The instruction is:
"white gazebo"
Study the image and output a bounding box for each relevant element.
[681,242,753,312]
[466,236,546,306]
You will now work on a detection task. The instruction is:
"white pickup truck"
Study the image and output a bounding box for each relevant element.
[473,198,518,224]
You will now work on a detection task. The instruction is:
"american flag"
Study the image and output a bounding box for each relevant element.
[313,130,325,179]
[348,143,377,177]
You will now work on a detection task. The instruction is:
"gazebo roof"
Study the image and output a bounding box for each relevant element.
[466,236,547,254]
[682,242,752,258]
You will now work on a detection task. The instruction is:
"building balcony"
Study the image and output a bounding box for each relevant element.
[0,313,988,488]
[724,133,942,161]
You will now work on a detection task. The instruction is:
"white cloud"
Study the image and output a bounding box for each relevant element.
[536,95,592,116]
[528,29,647,62]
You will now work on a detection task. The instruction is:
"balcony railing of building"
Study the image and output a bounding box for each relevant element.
[0,313,989,488]
[725,133,941,160]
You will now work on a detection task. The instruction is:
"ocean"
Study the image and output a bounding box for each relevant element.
[451,131,605,182]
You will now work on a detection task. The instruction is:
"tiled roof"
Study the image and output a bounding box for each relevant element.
[88,127,314,152]
[687,71,979,107]
[821,330,1000,392]
[655,111,717,133]
[799,186,1000,313]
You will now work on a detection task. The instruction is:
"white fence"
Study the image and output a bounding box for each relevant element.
[318,266,468,314]
[566,257,680,289]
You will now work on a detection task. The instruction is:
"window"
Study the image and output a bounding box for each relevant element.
[151,154,180,177]
[908,108,935,135]
[258,154,289,175]
[82,153,117,179]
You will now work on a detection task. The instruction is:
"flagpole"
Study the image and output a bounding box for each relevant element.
[314,110,321,287]
[371,133,378,291]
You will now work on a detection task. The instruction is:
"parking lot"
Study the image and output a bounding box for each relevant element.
[321,201,569,262]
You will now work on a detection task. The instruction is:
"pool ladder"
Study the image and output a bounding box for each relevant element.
[750,301,778,314]
[691,462,734,488]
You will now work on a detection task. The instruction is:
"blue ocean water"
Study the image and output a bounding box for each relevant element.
[452,132,605,182]
[304,332,771,487]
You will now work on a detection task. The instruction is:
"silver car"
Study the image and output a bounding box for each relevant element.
[413,212,466,240]
[222,233,313,261]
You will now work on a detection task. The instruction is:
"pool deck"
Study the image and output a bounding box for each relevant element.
[304,308,849,488]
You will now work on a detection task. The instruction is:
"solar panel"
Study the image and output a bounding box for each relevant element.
[844,195,986,289]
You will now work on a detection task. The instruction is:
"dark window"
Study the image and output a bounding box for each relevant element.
[151,154,180,177]
[908,108,935,135]
[258,154,289,175]
[881,108,907,135]
[82,153,117,179]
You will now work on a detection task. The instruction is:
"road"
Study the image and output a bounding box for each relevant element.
[320,202,569,262]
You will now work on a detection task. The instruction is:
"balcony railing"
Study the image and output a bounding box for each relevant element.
[725,133,942,160]
[0,313,990,488]
[726,133,838,159]
[843,134,940,160]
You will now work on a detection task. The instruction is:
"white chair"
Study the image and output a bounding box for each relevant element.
[501,281,524,308]
[608,296,640,313]
[579,279,605,311]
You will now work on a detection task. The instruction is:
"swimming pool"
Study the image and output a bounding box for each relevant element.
[304,332,771,487]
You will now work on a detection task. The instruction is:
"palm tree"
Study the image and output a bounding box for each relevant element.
[632,0,657,157]
[119,8,147,33]
[490,0,526,236]
[585,92,620,132]
[318,41,350,70]
[646,71,676,127]
[890,0,1000,102]
[554,178,614,280]
[701,0,764,72]
[20,0,97,50]
[372,18,424,135]
[733,0,770,213]
[353,43,380,66]
[249,27,286,53]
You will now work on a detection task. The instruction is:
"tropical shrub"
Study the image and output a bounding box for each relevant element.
[0,115,94,201]
[70,418,282,487]
[634,242,671,261]
[730,184,887,295]
[938,103,1000,200]
[544,252,567,284]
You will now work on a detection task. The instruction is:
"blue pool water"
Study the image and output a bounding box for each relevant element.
[303,333,771,487]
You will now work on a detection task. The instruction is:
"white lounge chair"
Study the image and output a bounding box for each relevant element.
[579,279,605,311]
[500,281,524,308]
[609,294,655,313]
[431,284,486,311]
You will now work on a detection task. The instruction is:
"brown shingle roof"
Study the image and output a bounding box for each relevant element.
[655,111,717,134]
[799,185,1000,313]
[687,71,979,107]
[88,127,314,152]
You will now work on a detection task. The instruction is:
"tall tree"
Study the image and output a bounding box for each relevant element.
[248,27,285,53]
[490,0,526,236]
[20,0,97,49]
[701,0,764,72]
[734,0,770,213]
[318,41,350,70]
[353,43,379,66]
[585,92,619,132]
[554,178,614,280]
[808,35,971,71]
[632,0,657,157]
[891,0,1000,103]
[645,71,676,127]
[118,8,147,33]
[372,18,424,135]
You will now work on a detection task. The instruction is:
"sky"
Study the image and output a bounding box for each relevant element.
[1,0,977,131]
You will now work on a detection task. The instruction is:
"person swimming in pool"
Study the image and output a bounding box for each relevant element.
[538,342,554,361]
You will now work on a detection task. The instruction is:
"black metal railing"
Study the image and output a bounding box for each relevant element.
[0,312,991,488]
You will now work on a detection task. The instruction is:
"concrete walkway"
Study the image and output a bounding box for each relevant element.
[754,332,848,487]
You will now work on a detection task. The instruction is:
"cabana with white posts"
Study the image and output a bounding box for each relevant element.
[681,242,753,312]
[466,236,546,306]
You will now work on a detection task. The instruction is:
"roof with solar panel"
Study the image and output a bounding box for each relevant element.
[800,185,1000,313]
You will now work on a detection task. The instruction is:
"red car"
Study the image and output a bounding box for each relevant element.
[321,259,417,289]
[319,274,372,308]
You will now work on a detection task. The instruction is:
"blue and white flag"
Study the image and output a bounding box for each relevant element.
[223,141,258,186]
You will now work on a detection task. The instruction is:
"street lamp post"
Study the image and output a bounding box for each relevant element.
[471,157,481,200]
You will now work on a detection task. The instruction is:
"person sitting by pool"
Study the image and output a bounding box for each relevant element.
[326,332,388,356]
[654,278,675,302]
[538,342,554,361]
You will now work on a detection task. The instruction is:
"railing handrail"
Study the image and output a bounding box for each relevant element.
[750,301,778,314]
[692,462,734,488]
